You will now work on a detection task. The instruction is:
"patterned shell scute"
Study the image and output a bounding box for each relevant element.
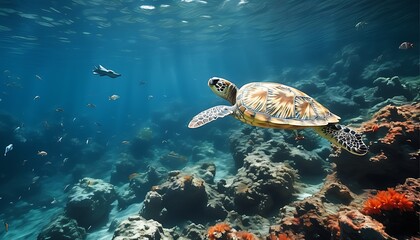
[236,82,340,127]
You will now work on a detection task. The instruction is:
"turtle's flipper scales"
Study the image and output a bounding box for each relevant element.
[188,105,234,128]
[314,124,368,156]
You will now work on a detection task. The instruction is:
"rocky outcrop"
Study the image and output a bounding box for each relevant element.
[112,215,173,240]
[373,76,412,100]
[272,173,356,239]
[227,151,297,216]
[66,177,116,228]
[37,214,86,240]
[364,178,420,238]
[331,103,420,188]
[140,174,209,222]
[230,127,327,176]
[338,210,396,240]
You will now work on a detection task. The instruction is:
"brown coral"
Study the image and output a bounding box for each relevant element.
[361,103,419,145]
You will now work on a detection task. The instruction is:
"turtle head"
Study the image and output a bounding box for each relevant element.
[208,77,238,105]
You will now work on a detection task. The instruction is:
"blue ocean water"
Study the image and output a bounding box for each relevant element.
[0,0,419,239]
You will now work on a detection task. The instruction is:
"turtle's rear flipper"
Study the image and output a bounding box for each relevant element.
[188,105,234,128]
[314,124,368,156]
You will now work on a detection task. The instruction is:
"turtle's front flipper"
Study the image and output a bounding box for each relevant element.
[314,124,368,156]
[188,105,234,128]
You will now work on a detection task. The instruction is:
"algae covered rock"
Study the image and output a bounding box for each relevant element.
[228,151,297,215]
[37,214,86,240]
[112,215,173,240]
[338,210,396,240]
[140,174,209,222]
[66,177,116,228]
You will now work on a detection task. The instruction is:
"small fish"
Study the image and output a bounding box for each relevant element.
[72,117,77,122]
[121,140,130,145]
[37,151,48,156]
[399,42,414,50]
[355,21,367,30]
[63,184,70,192]
[4,222,8,232]
[87,103,96,108]
[32,176,40,183]
[57,136,63,142]
[35,74,42,80]
[93,65,121,78]
[147,95,154,100]
[55,108,64,112]
[33,95,40,100]
[51,198,57,204]
[4,144,13,156]
[14,126,20,131]
[109,94,120,101]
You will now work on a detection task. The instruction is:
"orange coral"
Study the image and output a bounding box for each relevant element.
[278,233,290,240]
[235,231,257,240]
[208,222,232,240]
[267,233,290,240]
[362,188,414,215]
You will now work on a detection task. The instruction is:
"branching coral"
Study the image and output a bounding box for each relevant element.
[362,188,414,215]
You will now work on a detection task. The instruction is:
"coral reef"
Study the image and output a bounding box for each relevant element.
[362,178,419,237]
[129,127,154,159]
[227,151,296,216]
[140,173,209,222]
[110,153,147,184]
[338,210,395,240]
[331,103,420,188]
[229,127,327,176]
[271,173,420,240]
[37,214,86,240]
[207,222,258,240]
[112,215,173,240]
[122,166,161,204]
[372,76,412,100]
[66,177,116,228]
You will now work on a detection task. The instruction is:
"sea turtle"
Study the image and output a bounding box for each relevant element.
[188,77,368,156]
